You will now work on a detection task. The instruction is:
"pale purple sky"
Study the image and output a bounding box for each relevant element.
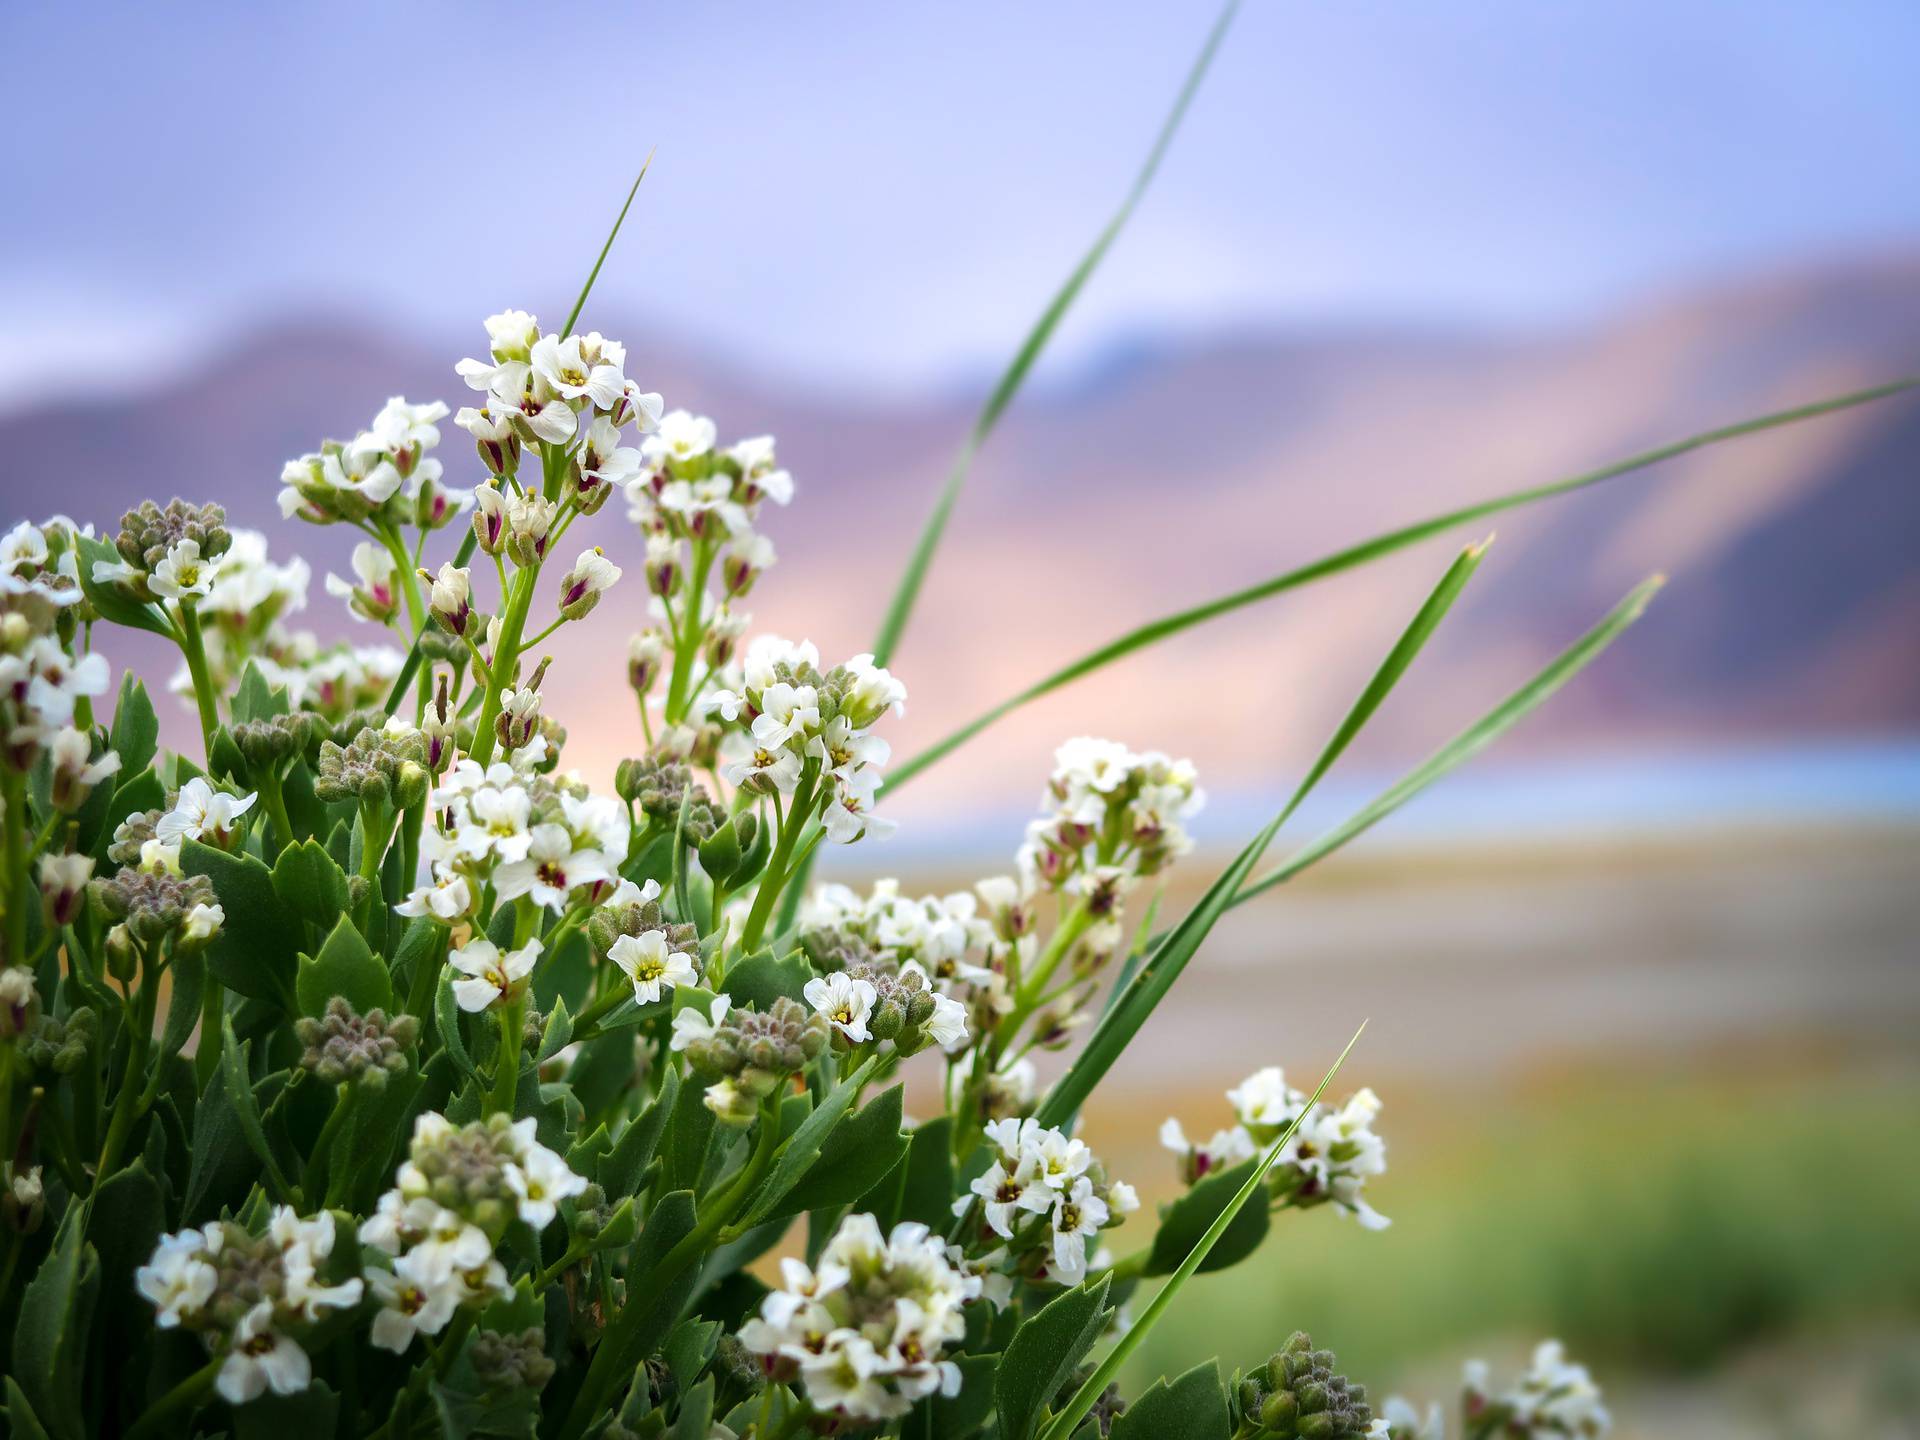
[5,0,1919,407]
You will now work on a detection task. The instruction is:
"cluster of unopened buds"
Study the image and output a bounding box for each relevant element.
[739,1213,980,1422]
[1161,1065,1391,1229]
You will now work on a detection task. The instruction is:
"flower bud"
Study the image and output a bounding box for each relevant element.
[424,563,473,637]
[627,631,665,697]
[49,728,120,813]
[37,852,93,928]
[2,1164,44,1236]
[644,533,680,597]
[556,547,621,622]
[506,494,556,567]
[720,534,775,598]
[494,661,549,753]
[472,483,509,555]
[104,924,138,984]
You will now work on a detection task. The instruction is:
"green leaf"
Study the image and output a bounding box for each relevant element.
[272,839,352,945]
[995,1274,1112,1440]
[3,1378,53,1440]
[1037,1031,1363,1440]
[1038,539,1489,1129]
[735,1056,878,1228]
[872,2,1242,666]
[296,912,394,1018]
[107,672,159,780]
[600,1066,679,1199]
[76,534,173,639]
[158,946,206,1060]
[720,949,812,1011]
[1110,1361,1230,1440]
[1143,1159,1269,1276]
[662,1061,717,1197]
[1227,576,1666,913]
[182,838,297,1008]
[219,1013,294,1200]
[918,1352,998,1440]
[11,1211,98,1440]
[231,660,290,725]
[885,380,1915,793]
[766,1083,908,1223]
[232,1381,340,1440]
[436,969,480,1090]
[671,1378,715,1440]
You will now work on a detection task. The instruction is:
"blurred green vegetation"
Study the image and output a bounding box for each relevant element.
[1113,1067,1920,1396]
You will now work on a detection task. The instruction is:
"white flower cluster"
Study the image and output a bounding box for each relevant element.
[0,517,87,610]
[404,757,630,926]
[136,1208,363,1404]
[1161,1065,1390,1229]
[739,1214,979,1422]
[707,636,906,843]
[1461,1342,1611,1438]
[800,878,1016,1049]
[281,396,470,529]
[359,1112,587,1354]
[0,566,110,768]
[957,1118,1138,1286]
[1020,737,1203,898]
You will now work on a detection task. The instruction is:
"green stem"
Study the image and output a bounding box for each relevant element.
[489,992,527,1116]
[124,1356,220,1440]
[739,771,817,954]
[469,564,537,768]
[377,523,432,717]
[174,601,221,761]
[0,768,25,965]
[255,768,297,859]
[302,1082,353,1207]
[662,541,715,724]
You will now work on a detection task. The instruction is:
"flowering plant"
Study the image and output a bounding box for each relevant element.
[1,14,1912,1439]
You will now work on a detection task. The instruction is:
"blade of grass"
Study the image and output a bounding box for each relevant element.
[383,158,654,717]
[1226,573,1665,913]
[871,0,1241,668]
[883,378,1916,792]
[1036,538,1490,1129]
[1037,1022,1368,1440]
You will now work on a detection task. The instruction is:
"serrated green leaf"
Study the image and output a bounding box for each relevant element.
[219,1014,294,1200]
[11,1211,97,1440]
[765,1083,907,1224]
[231,660,290,725]
[271,839,351,945]
[296,912,393,1018]
[720,948,811,1011]
[735,1056,878,1229]
[600,1066,678,1200]
[1110,1361,1230,1440]
[996,1274,1112,1440]
[107,672,158,780]
[923,1352,999,1440]
[182,838,296,1008]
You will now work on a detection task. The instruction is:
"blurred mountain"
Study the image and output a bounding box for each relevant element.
[12,251,1920,819]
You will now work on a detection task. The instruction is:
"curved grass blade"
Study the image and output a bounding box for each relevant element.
[384,158,654,716]
[1036,1022,1367,1440]
[883,378,1916,792]
[871,0,1242,668]
[1036,538,1490,1130]
[1228,573,1665,913]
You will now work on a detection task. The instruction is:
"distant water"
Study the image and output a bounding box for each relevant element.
[868,740,1920,869]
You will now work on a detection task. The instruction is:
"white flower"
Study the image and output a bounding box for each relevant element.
[493,824,613,911]
[670,994,732,1052]
[804,972,878,1043]
[609,931,698,1005]
[924,991,970,1049]
[494,362,578,444]
[964,1157,1050,1239]
[841,653,908,724]
[395,870,472,921]
[182,901,225,944]
[217,1301,311,1404]
[148,538,221,600]
[650,409,717,465]
[1227,1066,1306,1130]
[719,737,803,794]
[531,332,626,410]
[324,541,398,623]
[1159,1117,1256,1182]
[447,936,541,1012]
[504,1141,589,1229]
[155,777,258,847]
[558,547,621,610]
[359,396,449,456]
[457,784,533,863]
[1049,1177,1110,1282]
[135,1231,217,1328]
[366,1255,460,1352]
[751,683,818,748]
[1379,1398,1445,1440]
[821,767,891,845]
